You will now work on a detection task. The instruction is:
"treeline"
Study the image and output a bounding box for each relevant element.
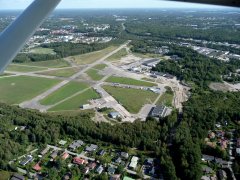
[41,40,121,58]
[13,39,124,63]
[0,103,175,179]
[125,19,240,44]
[145,42,240,87]
[13,53,59,63]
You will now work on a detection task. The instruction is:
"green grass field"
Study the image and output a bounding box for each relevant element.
[6,64,47,72]
[106,48,128,61]
[93,64,108,70]
[105,76,157,87]
[86,69,104,81]
[0,73,12,77]
[40,82,89,105]
[71,46,118,65]
[29,47,56,55]
[0,170,12,180]
[22,59,70,68]
[49,88,100,111]
[103,86,159,113]
[157,87,174,107]
[0,76,61,104]
[107,48,128,61]
[38,67,79,77]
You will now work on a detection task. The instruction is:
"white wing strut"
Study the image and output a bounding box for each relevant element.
[0,0,61,73]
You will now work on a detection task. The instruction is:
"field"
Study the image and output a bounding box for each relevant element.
[29,47,56,55]
[40,82,89,105]
[93,64,108,70]
[49,88,100,111]
[0,170,12,180]
[156,87,174,107]
[71,46,117,65]
[86,69,104,81]
[6,64,47,72]
[103,86,159,113]
[22,59,70,68]
[106,48,128,61]
[0,76,61,104]
[38,67,80,77]
[105,76,157,87]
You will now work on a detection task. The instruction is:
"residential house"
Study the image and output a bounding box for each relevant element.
[110,174,121,180]
[121,152,129,159]
[218,169,227,180]
[96,165,104,174]
[115,157,122,164]
[97,149,105,156]
[219,139,228,150]
[202,155,214,162]
[50,150,58,159]
[88,162,97,170]
[40,147,50,156]
[236,148,240,156]
[59,140,67,146]
[63,172,72,180]
[10,173,25,180]
[108,166,116,175]
[33,162,42,172]
[202,166,213,174]
[149,166,156,176]
[62,152,70,160]
[20,155,33,166]
[129,156,139,170]
[85,144,98,152]
[73,157,86,165]
[69,140,84,151]
[237,138,240,148]
[145,158,154,166]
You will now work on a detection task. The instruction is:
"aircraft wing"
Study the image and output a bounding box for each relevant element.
[0,0,61,73]
[168,0,240,7]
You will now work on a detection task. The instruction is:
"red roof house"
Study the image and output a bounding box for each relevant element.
[73,157,86,165]
[62,152,70,160]
[33,163,42,171]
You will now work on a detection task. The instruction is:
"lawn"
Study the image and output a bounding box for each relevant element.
[0,170,12,180]
[106,48,128,61]
[49,88,100,111]
[38,67,80,77]
[71,46,118,65]
[156,87,174,107]
[103,86,159,113]
[93,64,108,70]
[29,47,56,55]
[86,69,104,81]
[22,59,70,68]
[6,64,47,72]
[40,82,89,105]
[0,76,61,104]
[105,76,157,87]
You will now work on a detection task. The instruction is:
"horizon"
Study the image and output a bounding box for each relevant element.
[0,0,237,10]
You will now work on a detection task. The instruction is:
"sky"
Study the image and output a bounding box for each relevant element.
[0,0,229,10]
